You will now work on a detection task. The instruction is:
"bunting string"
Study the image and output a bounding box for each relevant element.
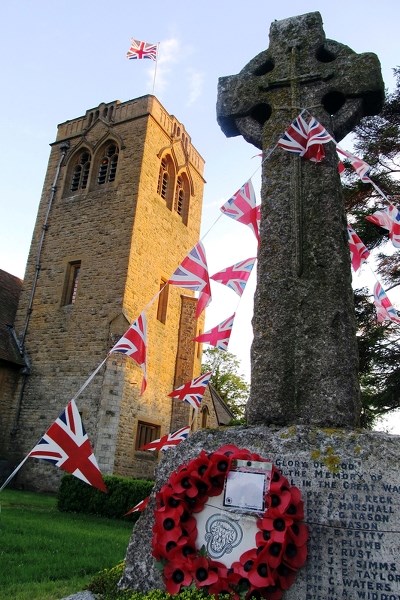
[5,109,400,492]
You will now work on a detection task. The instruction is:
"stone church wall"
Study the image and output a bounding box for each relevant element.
[8,95,210,490]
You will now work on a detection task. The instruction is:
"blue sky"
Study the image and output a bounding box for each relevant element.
[1,0,400,430]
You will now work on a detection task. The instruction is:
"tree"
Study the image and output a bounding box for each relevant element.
[344,67,400,427]
[201,348,249,421]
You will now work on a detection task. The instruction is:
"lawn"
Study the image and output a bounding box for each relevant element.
[0,488,133,600]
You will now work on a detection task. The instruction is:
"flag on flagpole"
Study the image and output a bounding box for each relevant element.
[168,372,212,410]
[211,257,256,297]
[366,204,400,248]
[336,147,372,182]
[110,312,147,394]
[347,225,370,271]
[28,399,107,493]
[140,426,190,451]
[126,39,158,61]
[220,180,260,244]
[373,282,400,324]
[168,241,211,318]
[125,497,150,516]
[193,314,235,351]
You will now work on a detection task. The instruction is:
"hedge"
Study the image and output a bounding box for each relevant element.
[57,473,154,521]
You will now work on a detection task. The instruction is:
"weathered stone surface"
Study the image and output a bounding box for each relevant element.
[121,427,400,600]
[216,12,384,428]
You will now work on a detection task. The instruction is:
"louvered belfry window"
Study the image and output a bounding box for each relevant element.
[97,143,119,185]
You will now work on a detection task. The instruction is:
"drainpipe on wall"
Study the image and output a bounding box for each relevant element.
[12,141,70,433]
[19,140,70,351]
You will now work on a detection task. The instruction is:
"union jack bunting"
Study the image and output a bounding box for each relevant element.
[366,204,400,248]
[125,497,150,516]
[168,241,211,318]
[126,39,158,61]
[304,117,333,163]
[211,257,256,297]
[193,314,235,351]
[140,426,190,451]
[347,225,370,271]
[220,180,261,244]
[373,282,400,324]
[277,113,309,156]
[28,399,107,493]
[168,372,212,410]
[336,147,372,182]
[110,312,147,394]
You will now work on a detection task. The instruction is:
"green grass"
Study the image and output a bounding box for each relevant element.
[0,488,133,600]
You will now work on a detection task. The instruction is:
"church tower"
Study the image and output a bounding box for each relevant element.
[10,96,206,490]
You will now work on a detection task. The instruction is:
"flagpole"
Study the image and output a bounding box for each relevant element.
[0,456,29,492]
[152,43,160,95]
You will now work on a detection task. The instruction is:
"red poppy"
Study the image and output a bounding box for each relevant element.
[282,539,308,570]
[163,557,193,594]
[168,466,199,498]
[256,512,293,545]
[276,563,298,590]
[287,521,309,546]
[191,555,219,587]
[285,486,304,520]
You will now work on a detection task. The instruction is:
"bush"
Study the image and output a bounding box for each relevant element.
[89,562,227,600]
[57,474,154,521]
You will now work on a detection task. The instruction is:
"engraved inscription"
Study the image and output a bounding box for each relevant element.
[274,457,400,600]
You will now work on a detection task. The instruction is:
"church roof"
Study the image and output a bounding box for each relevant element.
[0,269,25,366]
[208,383,235,425]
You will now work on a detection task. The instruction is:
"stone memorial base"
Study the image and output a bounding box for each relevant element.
[120,426,400,600]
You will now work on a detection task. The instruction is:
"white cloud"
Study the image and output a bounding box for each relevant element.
[150,37,181,94]
[186,68,205,105]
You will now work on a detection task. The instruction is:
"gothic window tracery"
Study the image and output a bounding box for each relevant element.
[174,172,190,225]
[97,143,119,185]
[157,154,174,209]
[68,150,91,193]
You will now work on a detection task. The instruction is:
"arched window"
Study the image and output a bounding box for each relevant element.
[174,172,190,225]
[97,143,119,185]
[157,158,169,199]
[69,150,91,193]
[157,155,174,210]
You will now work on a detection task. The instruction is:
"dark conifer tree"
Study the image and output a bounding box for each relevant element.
[344,68,400,427]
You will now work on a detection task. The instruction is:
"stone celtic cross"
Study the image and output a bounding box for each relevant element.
[217,12,384,427]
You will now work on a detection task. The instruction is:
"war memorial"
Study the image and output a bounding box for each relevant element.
[120,12,400,600]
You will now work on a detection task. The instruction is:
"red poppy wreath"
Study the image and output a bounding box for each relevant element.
[152,444,308,599]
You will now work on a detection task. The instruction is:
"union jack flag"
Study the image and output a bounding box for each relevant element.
[373,282,400,324]
[277,114,309,156]
[336,147,372,182]
[366,204,400,248]
[220,180,260,244]
[125,497,150,516]
[140,426,190,451]
[211,257,256,297]
[28,399,107,493]
[347,225,370,271]
[110,312,147,394]
[304,117,333,163]
[168,372,212,410]
[168,242,211,318]
[193,314,235,351]
[126,39,158,61]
